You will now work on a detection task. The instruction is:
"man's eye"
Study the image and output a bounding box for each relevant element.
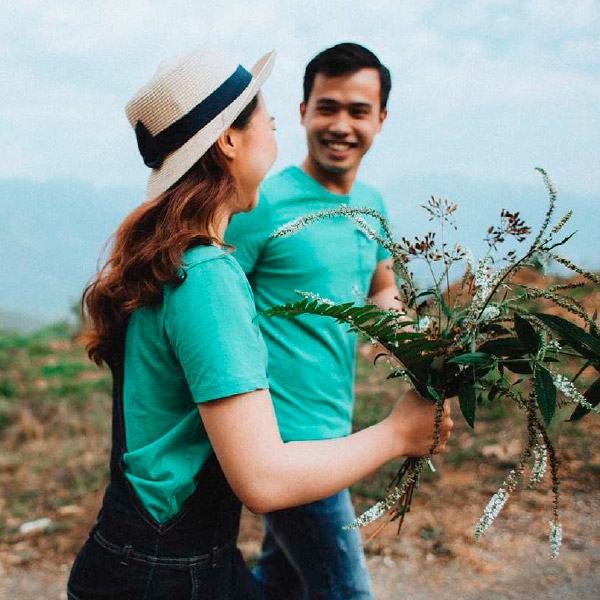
[318,107,335,114]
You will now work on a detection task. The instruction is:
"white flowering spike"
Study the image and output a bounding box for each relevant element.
[461,256,500,338]
[553,374,600,414]
[414,316,432,332]
[475,487,510,541]
[527,445,547,489]
[345,459,426,530]
[547,339,562,351]
[351,215,377,240]
[343,487,402,530]
[549,520,562,558]
[463,247,475,274]
[480,305,501,322]
[295,290,335,306]
[270,205,398,260]
[474,256,494,294]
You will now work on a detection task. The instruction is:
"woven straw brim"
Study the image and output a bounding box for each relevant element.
[144,51,275,203]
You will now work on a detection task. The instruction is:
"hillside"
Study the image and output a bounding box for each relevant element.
[0,310,47,333]
[0,179,140,321]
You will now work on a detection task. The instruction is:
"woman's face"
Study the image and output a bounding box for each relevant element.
[230,93,278,212]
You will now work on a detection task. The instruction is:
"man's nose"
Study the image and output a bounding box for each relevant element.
[328,113,352,136]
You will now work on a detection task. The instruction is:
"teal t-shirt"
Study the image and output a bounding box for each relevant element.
[121,246,268,523]
[225,166,390,442]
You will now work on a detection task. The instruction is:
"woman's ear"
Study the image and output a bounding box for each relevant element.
[216,127,239,160]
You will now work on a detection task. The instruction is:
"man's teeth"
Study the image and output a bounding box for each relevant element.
[324,141,351,151]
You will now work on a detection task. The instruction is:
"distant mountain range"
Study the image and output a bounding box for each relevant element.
[1,174,598,326]
[1,178,140,323]
[379,173,599,278]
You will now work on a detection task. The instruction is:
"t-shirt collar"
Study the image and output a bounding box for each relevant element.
[289,166,352,202]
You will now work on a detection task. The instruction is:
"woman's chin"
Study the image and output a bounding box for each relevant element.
[243,190,260,212]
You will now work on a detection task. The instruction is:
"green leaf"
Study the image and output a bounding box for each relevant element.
[487,384,508,403]
[569,377,600,421]
[416,288,436,298]
[514,314,539,354]
[501,359,533,375]
[478,337,526,357]
[458,383,477,428]
[425,381,441,401]
[448,352,495,366]
[535,313,600,360]
[436,291,452,320]
[534,366,557,425]
[387,370,407,379]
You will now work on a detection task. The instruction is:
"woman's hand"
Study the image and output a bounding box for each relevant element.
[384,391,453,458]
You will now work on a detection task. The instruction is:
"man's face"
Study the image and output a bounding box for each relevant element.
[300,68,387,175]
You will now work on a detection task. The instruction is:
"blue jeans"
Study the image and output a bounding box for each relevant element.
[67,530,261,600]
[254,489,373,600]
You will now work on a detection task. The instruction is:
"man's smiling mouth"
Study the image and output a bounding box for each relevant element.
[321,139,357,152]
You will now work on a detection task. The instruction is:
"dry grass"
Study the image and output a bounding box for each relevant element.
[0,271,598,574]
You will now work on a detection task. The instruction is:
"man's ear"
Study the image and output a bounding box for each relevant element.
[377,108,388,132]
[216,127,238,159]
[299,102,306,125]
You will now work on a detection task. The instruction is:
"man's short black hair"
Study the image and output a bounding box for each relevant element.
[303,43,392,111]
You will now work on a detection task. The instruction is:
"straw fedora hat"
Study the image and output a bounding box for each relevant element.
[126,44,275,202]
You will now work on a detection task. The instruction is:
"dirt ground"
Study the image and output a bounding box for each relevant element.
[2,460,598,600]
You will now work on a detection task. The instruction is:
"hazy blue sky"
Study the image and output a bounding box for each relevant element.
[2,0,599,195]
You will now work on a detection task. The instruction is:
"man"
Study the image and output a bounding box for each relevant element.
[226,43,399,599]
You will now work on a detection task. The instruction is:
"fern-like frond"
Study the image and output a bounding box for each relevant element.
[263,298,410,344]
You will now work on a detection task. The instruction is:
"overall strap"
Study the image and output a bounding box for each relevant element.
[107,336,128,481]
[98,329,243,553]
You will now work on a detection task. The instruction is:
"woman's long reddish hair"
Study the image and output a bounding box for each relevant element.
[82,96,258,365]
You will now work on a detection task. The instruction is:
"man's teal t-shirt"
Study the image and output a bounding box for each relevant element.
[225,166,390,442]
[121,246,268,523]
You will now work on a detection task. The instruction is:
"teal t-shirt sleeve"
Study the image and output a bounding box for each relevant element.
[164,255,268,403]
[224,190,274,275]
[374,191,392,262]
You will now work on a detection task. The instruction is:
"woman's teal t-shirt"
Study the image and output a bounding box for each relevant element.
[121,246,269,523]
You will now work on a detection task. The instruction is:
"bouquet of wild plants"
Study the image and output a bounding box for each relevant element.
[263,169,599,557]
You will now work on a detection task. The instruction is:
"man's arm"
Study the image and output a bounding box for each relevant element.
[368,258,403,311]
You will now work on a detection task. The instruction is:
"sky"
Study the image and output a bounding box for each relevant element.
[2,0,599,196]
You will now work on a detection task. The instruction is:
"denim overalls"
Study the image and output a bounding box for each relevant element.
[67,345,264,600]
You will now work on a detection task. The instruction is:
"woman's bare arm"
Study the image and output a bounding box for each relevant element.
[198,388,452,514]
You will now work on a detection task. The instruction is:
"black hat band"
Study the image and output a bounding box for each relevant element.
[135,65,253,169]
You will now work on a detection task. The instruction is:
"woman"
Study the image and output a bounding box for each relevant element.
[67,44,453,600]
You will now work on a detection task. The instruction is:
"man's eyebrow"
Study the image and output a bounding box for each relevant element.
[315,98,373,110]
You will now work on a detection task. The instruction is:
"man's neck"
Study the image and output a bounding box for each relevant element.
[300,156,358,196]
